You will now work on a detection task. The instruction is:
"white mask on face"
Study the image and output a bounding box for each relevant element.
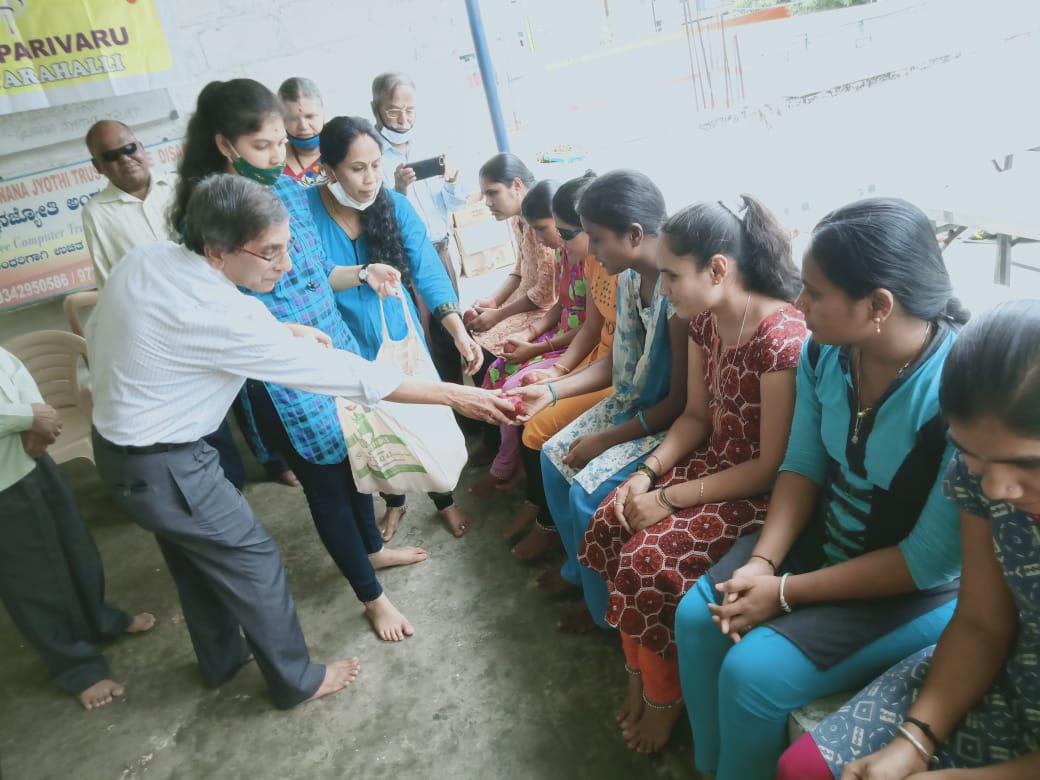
[328,179,381,211]
[379,125,412,145]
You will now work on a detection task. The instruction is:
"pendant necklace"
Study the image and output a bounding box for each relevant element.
[712,294,753,431]
[852,322,933,445]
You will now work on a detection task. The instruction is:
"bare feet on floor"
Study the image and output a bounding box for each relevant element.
[535,566,580,597]
[622,698,685,753]
[502,502,539,541]
[364,594,415,641]
[126,612,156,633]
[441,504,470,537]
[512,524,559,562]
[617,670,645,731]
[557,603,598,634]
[78,679,125,710]
[378,505,407,542]
[369,545,427,570]
[305,657,361,703]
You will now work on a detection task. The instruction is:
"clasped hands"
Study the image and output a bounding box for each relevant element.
[22,402,61,458]
[708,557,784,643]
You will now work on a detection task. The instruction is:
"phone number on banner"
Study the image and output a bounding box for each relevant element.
[0,266,94,305]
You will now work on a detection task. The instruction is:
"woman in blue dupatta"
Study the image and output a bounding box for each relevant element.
[513,170,689,633]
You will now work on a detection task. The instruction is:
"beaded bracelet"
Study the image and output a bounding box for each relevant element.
[635,462,658,482]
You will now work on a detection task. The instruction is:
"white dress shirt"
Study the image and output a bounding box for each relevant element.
[88,241,404,447]
[82,173,177,286]
[0,348,43,491]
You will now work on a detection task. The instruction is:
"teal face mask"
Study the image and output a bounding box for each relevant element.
[229,142,284,186]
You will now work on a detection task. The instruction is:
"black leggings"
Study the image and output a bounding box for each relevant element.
[381,491,455,512]
[520,437,554,527]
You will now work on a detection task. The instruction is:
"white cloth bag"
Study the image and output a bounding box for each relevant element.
[338,295,467,494]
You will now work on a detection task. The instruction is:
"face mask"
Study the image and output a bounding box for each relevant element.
[229,142,284,186]
[288,134,320,152]
[328,180,381,211]
[379,126,411,145]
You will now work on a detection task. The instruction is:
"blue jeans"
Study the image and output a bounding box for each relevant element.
[676,576,956,780]
[249,383,383,603]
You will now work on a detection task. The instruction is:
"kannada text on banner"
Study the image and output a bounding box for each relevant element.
[0,0,180,113]
[0,138,183,310]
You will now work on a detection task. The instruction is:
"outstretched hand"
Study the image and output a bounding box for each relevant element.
[285,322,332,348]
[364,262,402,299]
[450,385,516,425]
[504,384,553,423]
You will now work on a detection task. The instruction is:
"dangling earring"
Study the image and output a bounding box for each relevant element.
[874,317,882,335]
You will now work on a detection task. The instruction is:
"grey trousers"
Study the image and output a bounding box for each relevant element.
[92,431,324,708]
[0,455,131,695]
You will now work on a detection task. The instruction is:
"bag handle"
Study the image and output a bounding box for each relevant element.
[377,293,421,345]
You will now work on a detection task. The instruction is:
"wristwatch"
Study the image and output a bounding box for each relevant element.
[358,264,369,284]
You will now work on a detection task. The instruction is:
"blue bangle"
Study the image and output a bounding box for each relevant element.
[637,410,652,435]
[547,383,558,407]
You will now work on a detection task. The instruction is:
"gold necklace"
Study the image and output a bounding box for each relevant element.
[712,294,753,431]
[851,322,933,445]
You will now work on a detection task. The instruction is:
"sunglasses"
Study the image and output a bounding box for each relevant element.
[557,225,584,241]
[97,142,140,163]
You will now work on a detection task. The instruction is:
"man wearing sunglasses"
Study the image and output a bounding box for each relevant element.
[82,120,176,286]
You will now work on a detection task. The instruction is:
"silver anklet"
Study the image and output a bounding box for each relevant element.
[624,664,642,676]
[642,694,683,710]
[534,520,559,534]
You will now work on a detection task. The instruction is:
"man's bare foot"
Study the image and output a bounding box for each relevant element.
[558,603,598,634]
[378,505,407,542]
[512,524,559,561]
[126,612,156,633]
[364,594,415,641]
[623,699,685,753]
[535,566,580,597]
[369,546,427,570]
[441,504,470,537]
[617,669,645,731]
[78,679,125,710]
[274,469,300,487]
[304,657,361,703]
[502,502,539,541]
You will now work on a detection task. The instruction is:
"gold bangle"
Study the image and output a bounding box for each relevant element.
[555,363,572,375]
[657,487,679,512]
[698,478,705,503]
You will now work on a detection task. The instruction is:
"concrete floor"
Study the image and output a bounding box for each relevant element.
[0,442,696,780]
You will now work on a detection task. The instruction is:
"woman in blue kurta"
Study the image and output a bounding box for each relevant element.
[171,79,427,644]
[778,300,1040,780]
[513,170,689,634]
[675,198,969,780]
[305,115,483,541]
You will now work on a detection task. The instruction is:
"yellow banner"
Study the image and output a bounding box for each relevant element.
[0,0,179,112]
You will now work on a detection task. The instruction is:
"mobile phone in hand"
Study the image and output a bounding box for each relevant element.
[409,155,446,180]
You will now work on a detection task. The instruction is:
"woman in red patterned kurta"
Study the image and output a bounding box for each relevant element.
[578,196,808,754]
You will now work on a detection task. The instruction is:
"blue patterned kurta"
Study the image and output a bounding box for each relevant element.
[237,174,362,465]
[810,452,1040,774]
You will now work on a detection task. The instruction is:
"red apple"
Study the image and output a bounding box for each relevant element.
[505,395,524,419]
[462,308,479,326]
[503,341,516,354]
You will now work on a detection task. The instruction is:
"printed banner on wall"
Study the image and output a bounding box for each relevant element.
[0,0,182,114]
[0,138,183,310]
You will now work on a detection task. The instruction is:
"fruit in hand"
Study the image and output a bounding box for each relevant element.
[463,308,478,326]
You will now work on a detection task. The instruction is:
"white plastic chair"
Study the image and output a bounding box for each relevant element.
[2,330,94,466]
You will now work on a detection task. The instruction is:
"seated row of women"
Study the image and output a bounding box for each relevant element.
[174,77,1038,780]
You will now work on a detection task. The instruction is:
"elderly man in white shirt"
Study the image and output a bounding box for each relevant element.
[0,347,155,710]
[82,120,176,286]
[88,173,514,708]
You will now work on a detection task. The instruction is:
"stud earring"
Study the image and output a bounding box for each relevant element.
[874,317,882,335]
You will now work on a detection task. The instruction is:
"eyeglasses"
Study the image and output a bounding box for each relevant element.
[238,244,290,264]
[97,142,140,163]
[382,106,416,121]
[557,225,584,241]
